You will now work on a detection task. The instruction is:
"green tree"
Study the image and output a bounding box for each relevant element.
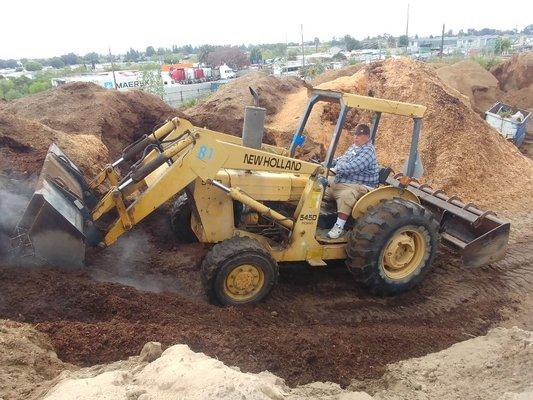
[83,52,100,68]
[49,57,65,69]
[262,49,275,60]
[0,78,15,98]
[249,47,262,64]
[145,46,155,57]
[198,44,215,64]
[314,37,320,52]
[287,49,298,61]
[164,54,181,64]
[494,37,512,55]
[28,80,51,94]
[344,35,362,51]
[0,59,18,69]
[61,53,80,65]
[125,48,141,62]
[141,67,164,99]
[398,35,409,47]
[5,88,22,99]
[23,60,43,71]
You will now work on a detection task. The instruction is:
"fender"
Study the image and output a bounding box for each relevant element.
[352,186,420,219]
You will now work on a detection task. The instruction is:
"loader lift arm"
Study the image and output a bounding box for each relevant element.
[97,127,323,247]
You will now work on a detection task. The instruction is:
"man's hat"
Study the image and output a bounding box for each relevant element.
[352,123,370,136]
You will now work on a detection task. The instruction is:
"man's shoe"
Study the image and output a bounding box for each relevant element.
[327,224,345,239]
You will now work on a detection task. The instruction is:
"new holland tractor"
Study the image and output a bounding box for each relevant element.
[12,89,510,305]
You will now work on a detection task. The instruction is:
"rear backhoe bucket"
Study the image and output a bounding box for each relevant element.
[11,144,94,267]
[389,175,510,267]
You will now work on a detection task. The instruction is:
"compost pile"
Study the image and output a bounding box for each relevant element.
[491,52,533,92]
[436,60,501,113]
[311,64,364,86]
[0,111,108,177]
[269,58,533,211]
[0,82,178,177]
[492,52,533,110]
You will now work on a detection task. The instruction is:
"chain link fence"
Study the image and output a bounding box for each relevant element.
[163,82,227,107]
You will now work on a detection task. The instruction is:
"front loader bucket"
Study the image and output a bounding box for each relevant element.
[11,144,93,267]
[389,176,510,267]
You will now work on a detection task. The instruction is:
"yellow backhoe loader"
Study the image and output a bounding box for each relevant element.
[11,89,510,305]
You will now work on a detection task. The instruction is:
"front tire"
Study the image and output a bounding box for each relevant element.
[346,198,439,296]
[201,236,279,306]
[170,193,197,243]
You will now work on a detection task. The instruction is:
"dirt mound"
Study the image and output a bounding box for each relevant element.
[352,326,533,400]
[0,320,70,400]
[0,82,178,160]
[270,58,533,211]
[0,110,108,177]
[42,342,373,400]
[502,84,533,110]
[436,60,501,113]
[311,64,364,86]
[491,52,533,91]
[183,72,304,139]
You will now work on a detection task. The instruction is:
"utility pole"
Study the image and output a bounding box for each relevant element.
[440,24,445,60]
[405,3,410,53]
[109,47,117,89]
[301,24,305,76]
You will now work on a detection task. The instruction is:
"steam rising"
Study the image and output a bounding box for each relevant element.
[90,229,182,294]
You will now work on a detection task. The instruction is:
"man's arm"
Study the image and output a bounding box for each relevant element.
[334,147,372,177]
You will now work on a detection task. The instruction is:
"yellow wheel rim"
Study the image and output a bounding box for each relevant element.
[223,264,265,301]
[381,227,426,280]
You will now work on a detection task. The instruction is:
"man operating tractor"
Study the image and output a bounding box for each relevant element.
[325,123,379,239]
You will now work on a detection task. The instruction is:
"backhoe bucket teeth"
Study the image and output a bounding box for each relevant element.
[389,176,510,267]
[11,144,92,267]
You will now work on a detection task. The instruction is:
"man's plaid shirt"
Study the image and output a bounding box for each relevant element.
[332,142,379,187]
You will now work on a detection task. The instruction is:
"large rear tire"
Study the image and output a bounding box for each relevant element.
[170,193,197,243]
[201,236,279,306]
[346,198,439,296]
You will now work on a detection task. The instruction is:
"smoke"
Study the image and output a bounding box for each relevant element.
[0,188,30,232]
[89,229,182,294]
[0,180,32,257]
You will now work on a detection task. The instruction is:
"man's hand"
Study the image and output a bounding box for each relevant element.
[318,176,329,189]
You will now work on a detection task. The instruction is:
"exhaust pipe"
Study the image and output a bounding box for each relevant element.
[242,87,266,150]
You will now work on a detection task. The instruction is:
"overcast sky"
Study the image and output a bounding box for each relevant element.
[1,0,531,59]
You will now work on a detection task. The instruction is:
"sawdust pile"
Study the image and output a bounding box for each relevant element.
[268,58,533,211]
[501,85,533,110]
[0,82,178,175]
[0,320,70,400]
[183,72,326,159]
[352,326,533,400]
[0,111,108,177]
[311,64,364,86]
[35,327,532,400]
[436,60,501,114]
[491,52,533,92]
